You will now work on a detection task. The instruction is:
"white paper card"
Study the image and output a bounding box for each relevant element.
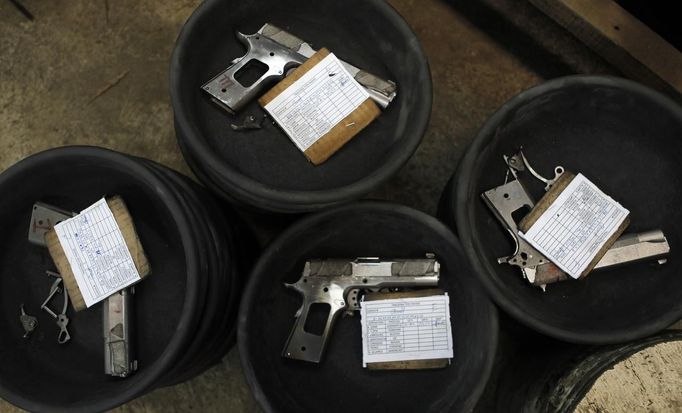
[54,198,141,307]
[518,173,629,278]
[360,295,453,367]
[263,52,369,152]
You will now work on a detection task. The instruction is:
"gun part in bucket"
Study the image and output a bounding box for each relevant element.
[104,288,137,377]
[29,202,138,376]
[283,255,440,363]
[481,150,671,288]
[202,23,397,114]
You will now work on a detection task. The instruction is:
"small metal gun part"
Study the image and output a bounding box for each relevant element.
[594,230,670,268]
[104,287,137,377]
[40,277,71,344]
[282,254,440,363]
[230,114,263,131]
[202,23,397,114]
[28,202,75,246]
[519,150,564,191]
[481,177,547,284]
[19,304,38,338]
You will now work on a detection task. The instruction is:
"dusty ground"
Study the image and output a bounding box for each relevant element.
[577,337,682,413]
[0,0,680,411]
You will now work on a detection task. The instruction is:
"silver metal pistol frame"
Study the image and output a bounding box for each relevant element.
[202,23,397,114]
[104,288,137,377]
[481,150,670,288]
[283,255,439,363]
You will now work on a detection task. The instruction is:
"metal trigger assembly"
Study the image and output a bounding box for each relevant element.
[518,150,564,191]
[19,304,38,338]
[40,276,71,344]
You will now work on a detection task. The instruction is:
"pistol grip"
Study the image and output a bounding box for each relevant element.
[201,33,306,114]
[282,296,345,363]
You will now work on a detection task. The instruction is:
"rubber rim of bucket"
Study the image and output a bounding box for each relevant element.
[169,0,433,212]
[539,330,682,413]
[237,200,498,412]
[453,75,682,344]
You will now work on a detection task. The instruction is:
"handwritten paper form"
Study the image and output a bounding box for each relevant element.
[55,198,141,307]
[360,295,453,367]
[263,52,370,152]
[519,173,629,278]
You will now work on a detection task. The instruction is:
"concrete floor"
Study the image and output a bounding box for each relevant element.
[1,0,681,411]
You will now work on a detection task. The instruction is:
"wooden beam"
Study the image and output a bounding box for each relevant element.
[529,0,682,96]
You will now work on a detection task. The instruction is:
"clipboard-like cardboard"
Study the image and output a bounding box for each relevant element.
[45,196,150,311]
[259,48,380,165]
[363,288,450,370]
[519,172,630,278]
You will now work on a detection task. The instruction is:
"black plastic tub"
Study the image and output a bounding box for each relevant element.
[0,147,249,412]
[170,0,432,213]
[476,322,682,413]
[238,202,498,412]
[440,76,682,344]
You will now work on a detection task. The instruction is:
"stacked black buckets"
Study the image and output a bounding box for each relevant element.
[0,148,248,412]
[168,0,499,410]
[439,76,682,412]
[1,0,682,412]
[170,0,432,213]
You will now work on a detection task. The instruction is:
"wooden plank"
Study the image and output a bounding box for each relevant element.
[529,0,682,96]
[364,288,445,301]
[519,171,576,233]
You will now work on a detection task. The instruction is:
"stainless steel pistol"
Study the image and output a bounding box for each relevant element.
[282,254,440,363]
[202,23,397,114]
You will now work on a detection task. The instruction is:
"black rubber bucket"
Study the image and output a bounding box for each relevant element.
[439,76,682,344]
[0,147,249,412]
[476,322,682,413]
[238,201,498,412]
[170,0,432,213]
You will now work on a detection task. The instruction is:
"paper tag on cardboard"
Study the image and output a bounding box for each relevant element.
[263,52,369,152]
[54,198,141,307]
[519,173,629,278]
[360,295,453,367]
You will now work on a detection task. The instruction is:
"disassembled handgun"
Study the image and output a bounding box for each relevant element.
[283,254,440,363]
[481,149,671,289]
[28,202,137,375]
[202,23,397,114]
